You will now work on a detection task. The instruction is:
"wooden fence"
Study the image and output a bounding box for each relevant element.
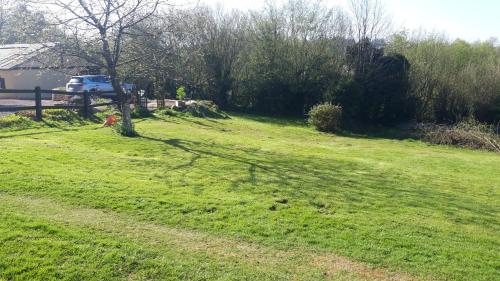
[0,87,118,121]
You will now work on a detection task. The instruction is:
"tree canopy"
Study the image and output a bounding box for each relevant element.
[2,0,499,126]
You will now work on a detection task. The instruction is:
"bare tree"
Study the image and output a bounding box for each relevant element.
[349,0,391,74]
[349,0,390,42]
[121,11,178,102]
[44,0,162,136]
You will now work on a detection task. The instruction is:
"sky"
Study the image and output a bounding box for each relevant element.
[191,0,500,42]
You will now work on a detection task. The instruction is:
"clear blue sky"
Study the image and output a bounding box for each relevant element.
[193,0,500,42]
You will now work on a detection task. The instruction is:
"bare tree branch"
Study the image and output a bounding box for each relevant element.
[42,0,164,136]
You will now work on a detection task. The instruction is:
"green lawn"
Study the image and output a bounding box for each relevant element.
[0,113,499,281]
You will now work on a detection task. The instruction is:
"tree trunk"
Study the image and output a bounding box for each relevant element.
[120,92,135,136]
[111,78,135,136]
[95,33,135,136]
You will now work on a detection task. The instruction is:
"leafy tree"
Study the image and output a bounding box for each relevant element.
[111,0,500,126]
[387,33,500,124]
[340,40,413,123]
[364,54,413,123]
[0,0,60,44]
[176,86,186,100]
[233,0,350,115]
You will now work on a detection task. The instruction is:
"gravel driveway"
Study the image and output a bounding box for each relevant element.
[0,99,58,118]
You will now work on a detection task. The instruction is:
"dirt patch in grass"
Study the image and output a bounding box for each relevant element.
[312,255,417,281]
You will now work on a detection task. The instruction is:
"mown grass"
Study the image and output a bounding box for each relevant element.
[0,112,499,281]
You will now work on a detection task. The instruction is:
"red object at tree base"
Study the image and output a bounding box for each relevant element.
[104,115,118,127]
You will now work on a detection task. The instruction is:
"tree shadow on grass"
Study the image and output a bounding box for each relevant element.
[229,112,419,142]
[154,114,231,133]
[0,129,69,139]
[0,118,111,139]
[230,112,307,127]
[138,134,496,220]
[334,127,418,141]
[0,111,106,138]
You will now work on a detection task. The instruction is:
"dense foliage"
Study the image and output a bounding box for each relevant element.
[386,34,500,124]
[121,0,500,126]
[1,0,499,126]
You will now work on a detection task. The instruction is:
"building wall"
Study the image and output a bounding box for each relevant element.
[0,69,71,99]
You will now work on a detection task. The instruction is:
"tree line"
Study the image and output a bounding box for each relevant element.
[2,0,500,127]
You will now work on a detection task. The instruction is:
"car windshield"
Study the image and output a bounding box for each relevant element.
[69,77,83,83]
[88,76,110,83]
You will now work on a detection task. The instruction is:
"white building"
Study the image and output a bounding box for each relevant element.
[0,43,90,99]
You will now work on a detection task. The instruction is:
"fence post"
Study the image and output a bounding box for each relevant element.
[157,94,165,109]
[142,95,148,110]
[135,89,140,108]
[35,86,42,121]
[83,91,91,118]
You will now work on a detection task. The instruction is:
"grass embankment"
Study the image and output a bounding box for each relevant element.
[0,109,101,131]
[0,112,499,281]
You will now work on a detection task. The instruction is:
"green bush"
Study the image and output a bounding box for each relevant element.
[131,107,152,119]
[157,108,181,117]
[308,103,343,132]
[176,86,186,100]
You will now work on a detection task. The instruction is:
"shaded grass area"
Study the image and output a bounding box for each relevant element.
[0,113,499,280]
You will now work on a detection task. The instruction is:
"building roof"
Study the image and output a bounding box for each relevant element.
[0,43,56,70]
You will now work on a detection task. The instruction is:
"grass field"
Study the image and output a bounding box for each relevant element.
[0,113,499,281]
